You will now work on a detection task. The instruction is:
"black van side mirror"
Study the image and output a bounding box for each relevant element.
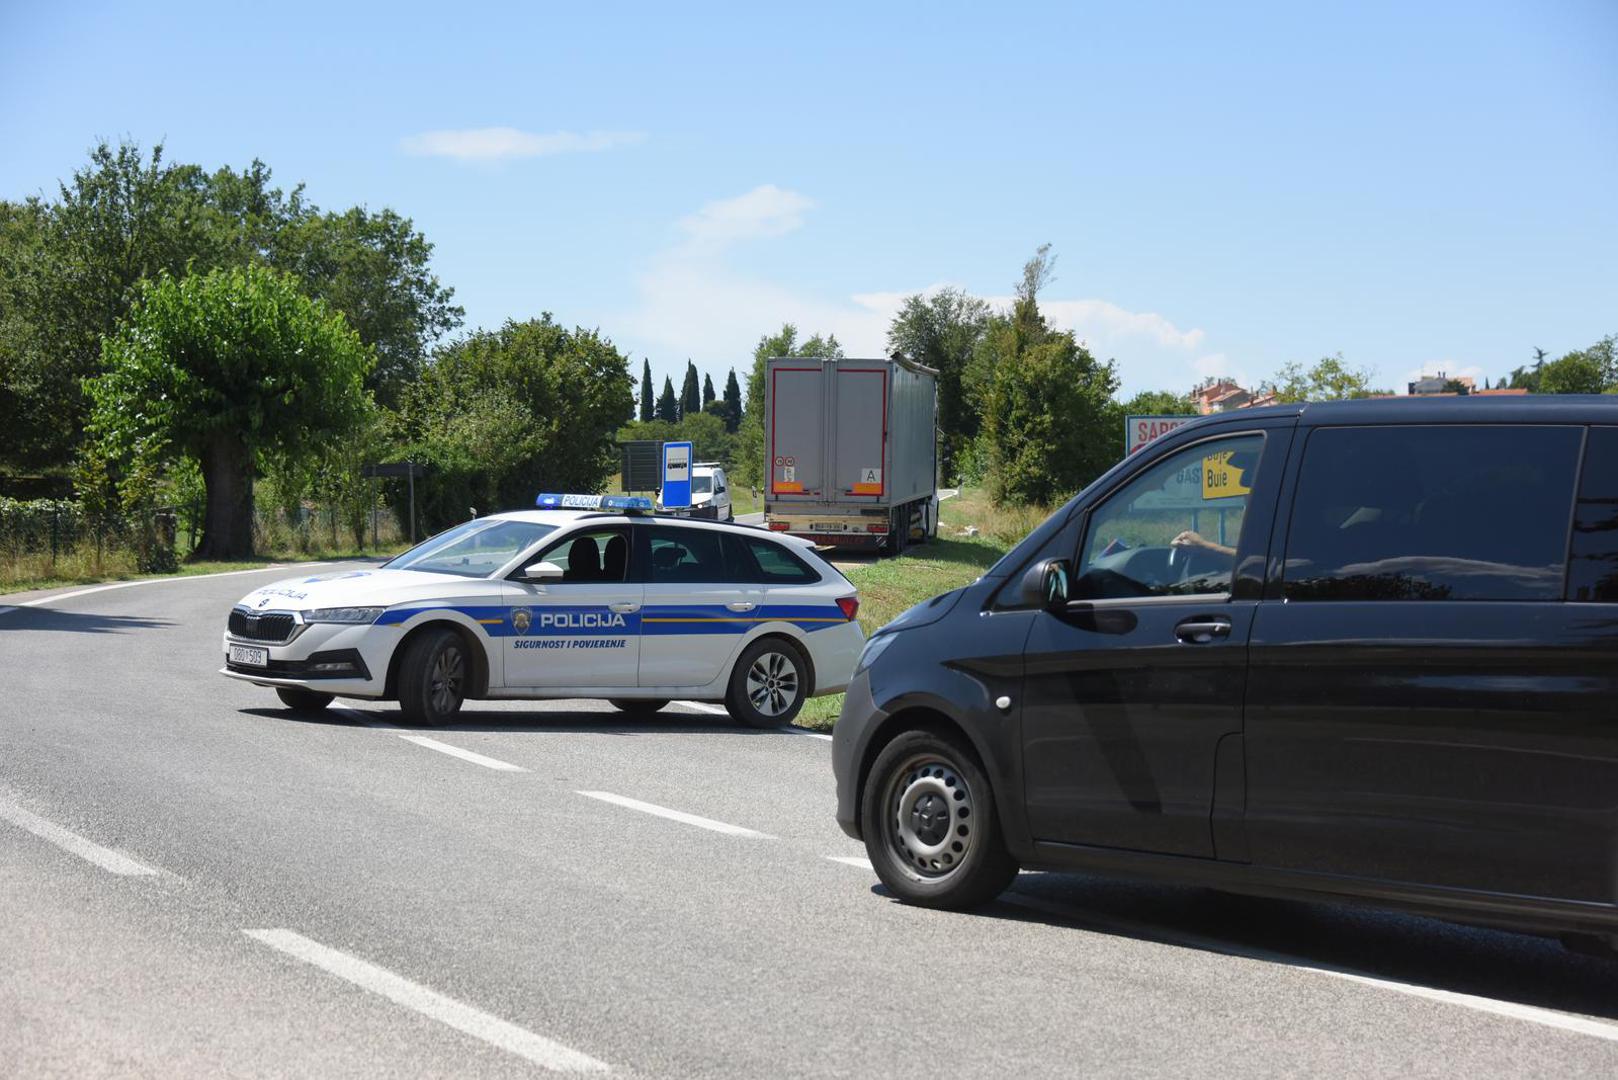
[1017,558,1071,610]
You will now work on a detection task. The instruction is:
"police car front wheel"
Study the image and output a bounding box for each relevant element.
[726,638,810,727]
[398,628,468,726]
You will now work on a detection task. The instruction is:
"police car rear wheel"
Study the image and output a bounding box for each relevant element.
[862,729,1018,909]
[275,687,334,712]
[609,699,669,716]
[398,628,467,726]
[726,638,809,727]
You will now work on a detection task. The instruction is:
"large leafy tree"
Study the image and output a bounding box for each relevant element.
[392,316,633,530]
[1266,354,1389,402]
[1539,335,1616,394]
[1,141,459,471]
[887,287,991,480]
[86,266,374,559]
[978,247,1119,504]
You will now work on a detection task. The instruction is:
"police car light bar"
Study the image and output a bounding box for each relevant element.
[535,493,654,512]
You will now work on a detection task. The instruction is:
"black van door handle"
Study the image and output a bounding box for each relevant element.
[1175,617,1232,644]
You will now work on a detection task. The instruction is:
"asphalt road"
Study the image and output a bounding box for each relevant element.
[4,563,1618,1078]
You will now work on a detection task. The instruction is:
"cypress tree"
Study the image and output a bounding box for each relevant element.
[657,375,679,423]
[702,372,716,406]
[722,368,742,433]
[639,359,654,422]
[680,360,700,419]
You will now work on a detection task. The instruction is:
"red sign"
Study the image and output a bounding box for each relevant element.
[1125,415,1193,456]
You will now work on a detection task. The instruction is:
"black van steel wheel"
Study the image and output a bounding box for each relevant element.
[862,730,1018,909]
[398,628,468,726]
[725,638,809,727]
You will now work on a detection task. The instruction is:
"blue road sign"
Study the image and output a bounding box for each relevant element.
[662,441,693,509]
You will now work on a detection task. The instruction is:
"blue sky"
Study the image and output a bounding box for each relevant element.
[3,1,1614,398]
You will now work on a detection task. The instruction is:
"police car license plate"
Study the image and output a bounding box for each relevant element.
[229,644,268,667]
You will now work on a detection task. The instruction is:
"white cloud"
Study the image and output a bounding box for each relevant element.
[675,185,815,252]
[611,187,1223,399]
[399,127,646,161]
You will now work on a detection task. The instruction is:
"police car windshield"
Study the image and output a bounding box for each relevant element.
[384,519,558,578]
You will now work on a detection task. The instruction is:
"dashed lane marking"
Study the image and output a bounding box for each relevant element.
[997,893,1618,1045]
[577,790,775,839]
[0,795,161,876]
[243,929,608,1072]
[397,736,528,772]
[826,855,874,870]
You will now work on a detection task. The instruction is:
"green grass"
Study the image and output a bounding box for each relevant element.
[796,488,1048,729]
[0,540,411,597]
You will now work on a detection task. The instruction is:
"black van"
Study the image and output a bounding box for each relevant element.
[833,397,1618,951]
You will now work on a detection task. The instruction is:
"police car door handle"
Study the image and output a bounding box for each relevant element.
[1174,616,1231,644]
[726,602,756,612]
[610,602,641,614]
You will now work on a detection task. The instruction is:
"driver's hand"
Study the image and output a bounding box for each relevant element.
[1172,530,1205,549]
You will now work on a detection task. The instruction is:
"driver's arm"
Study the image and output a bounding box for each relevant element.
[1172,530,1236,559]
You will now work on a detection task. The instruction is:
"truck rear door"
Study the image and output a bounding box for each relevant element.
[769,363,826,501]
[831,364,888,502]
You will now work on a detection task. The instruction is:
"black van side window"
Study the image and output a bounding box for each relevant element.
[1283,425,1581,601]
[1074,434,1263,600]
[1568,426,1618,602]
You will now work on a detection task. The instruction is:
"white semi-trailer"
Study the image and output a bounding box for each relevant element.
[762,355,939,552]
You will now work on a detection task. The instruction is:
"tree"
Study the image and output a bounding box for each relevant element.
[1118,389,1197,416]
[1540,336,1616,395]
[86,266,374,559]
[977,246,1119,504]
[392,316,633,531]
[1267,354,1387,402]
[887,287,992,480]
[702,372,716,407]
[680,360,700,419]
[735,325,842,489]
[657,376,679,423]
[639,359,655,422]
[721,368,743,433]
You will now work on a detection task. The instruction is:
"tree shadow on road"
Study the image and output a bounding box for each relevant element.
[874,872,1618,1022]
[0,607,174,635]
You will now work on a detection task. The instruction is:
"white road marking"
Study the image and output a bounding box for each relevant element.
[15,562,333,607]
[0,796,160,876]
[242,929,608,1072]
[577,790,775,839]
[336,707,409,734]
[672,700,728,715]
[826,855,874,870]
[997,893,1618,1045]
[938,488,960,501]
[398,736,527,772]
[778,726,833,741]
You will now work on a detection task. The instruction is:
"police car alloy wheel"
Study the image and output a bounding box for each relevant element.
[726,638,809,727]
[275,687,334,712]
[398,628,468,726]
[861,729,1019,909]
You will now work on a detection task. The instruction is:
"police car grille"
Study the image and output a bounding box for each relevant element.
[228,610,296,642]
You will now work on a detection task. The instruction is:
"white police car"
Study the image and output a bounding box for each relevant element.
[220,495,864,727]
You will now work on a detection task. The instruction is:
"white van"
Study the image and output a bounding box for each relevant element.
[660,462,732,520]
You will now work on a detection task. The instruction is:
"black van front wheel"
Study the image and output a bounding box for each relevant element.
[861,729,1018,909]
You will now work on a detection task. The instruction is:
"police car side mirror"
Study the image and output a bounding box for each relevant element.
[1017,558,1071,610]
[523,561,565,581]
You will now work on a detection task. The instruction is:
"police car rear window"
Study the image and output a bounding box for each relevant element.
[743,537,819,584]
[385,519,558,578]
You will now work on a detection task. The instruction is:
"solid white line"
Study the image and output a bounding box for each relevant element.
[826,855,874,870]
[242,929,608,1072]
[577,790,775,838]
[335,707,409,734]
[997,893,1618,1045]
[0,797,160,876]
[397,736,527,772]
[778,726,833,741]
[16,562,333,607]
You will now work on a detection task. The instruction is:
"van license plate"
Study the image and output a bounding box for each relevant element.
[812,522,842,532]
[229,644,268,667]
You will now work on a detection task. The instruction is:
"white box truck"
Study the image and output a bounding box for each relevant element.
[762,355,939,552]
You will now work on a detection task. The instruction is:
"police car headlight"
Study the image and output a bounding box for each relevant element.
[303,607,385,625]
[856,632,898,674]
